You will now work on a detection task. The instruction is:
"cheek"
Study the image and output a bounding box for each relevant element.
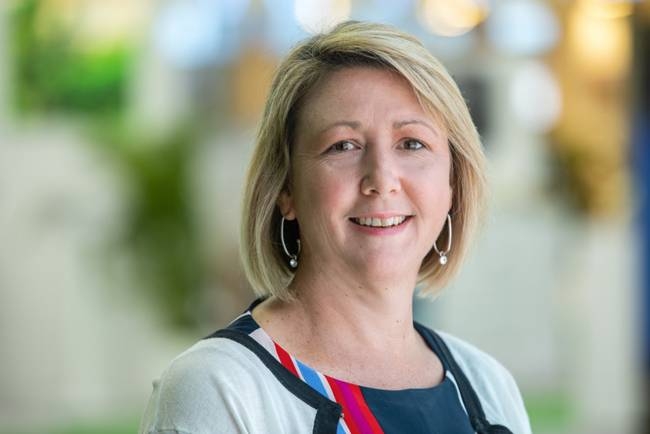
[412,161,451,199]
[294,167,352,217]
[416,184,452,215]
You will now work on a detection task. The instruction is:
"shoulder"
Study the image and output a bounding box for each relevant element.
[139,336,269,434]
[437,330,514,388]
[160,336,268,397]
[141,329,329,434]
[437,331,533,434]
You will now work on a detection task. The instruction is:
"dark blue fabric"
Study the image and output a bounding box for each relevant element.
[226,313,259,335]
[361,379,474,434]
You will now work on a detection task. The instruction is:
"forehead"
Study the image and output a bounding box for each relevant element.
[296,66,432,127]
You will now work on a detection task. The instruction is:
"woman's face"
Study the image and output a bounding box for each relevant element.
[279,67,452,282]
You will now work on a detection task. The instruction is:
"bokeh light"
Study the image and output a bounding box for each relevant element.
[486,0,560,56]
[294,0,352,34]
[417,0,488,37]
[568,0,632,79]
[510,61,562,133]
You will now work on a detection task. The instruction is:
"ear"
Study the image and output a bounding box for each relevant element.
[277,189,296,220]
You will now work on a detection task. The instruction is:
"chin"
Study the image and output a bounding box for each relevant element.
[352,256,415,282]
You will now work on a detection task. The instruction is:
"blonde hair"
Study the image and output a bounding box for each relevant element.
[241,21,486,300]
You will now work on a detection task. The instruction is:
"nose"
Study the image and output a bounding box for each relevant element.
[360,148,401,196]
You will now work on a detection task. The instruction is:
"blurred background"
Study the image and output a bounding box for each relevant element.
[0,0,648,433]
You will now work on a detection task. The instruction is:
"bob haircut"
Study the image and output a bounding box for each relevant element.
[241,20,486,300]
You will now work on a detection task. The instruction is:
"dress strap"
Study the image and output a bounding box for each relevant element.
[414,323,514,434]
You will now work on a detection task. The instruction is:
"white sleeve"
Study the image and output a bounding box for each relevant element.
[139,340,253,434]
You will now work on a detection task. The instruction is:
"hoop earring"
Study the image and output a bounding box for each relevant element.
[433,214,452,265]
[280,216,300,269]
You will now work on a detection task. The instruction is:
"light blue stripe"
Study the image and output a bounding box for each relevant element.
[295,359,345,433]
[295,359,329,398]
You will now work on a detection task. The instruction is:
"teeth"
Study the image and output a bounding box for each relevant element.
[353,216,407,227]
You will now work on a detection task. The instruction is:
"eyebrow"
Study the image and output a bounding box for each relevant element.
[316,121,361,136]
[317,119,440,137]
[393,119,440,136]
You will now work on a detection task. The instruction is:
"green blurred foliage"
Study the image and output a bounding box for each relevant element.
[525,391,574,433]
[92,120,203,329]
[8,0,204,329]
[1,416,139,434]
[9,0,131,114]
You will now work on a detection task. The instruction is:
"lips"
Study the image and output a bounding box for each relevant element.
[349,215,412,228]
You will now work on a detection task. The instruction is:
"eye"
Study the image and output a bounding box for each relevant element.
[328,140,358,153]
[402,139,425,150]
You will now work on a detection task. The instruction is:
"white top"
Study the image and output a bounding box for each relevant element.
[139,324,532,434]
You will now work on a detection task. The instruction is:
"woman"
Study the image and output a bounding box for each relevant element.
[141,21,531,434]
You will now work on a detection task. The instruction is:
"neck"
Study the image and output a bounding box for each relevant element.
[283,257,420,353]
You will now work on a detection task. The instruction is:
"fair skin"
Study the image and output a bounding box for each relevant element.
[253,67,453,390]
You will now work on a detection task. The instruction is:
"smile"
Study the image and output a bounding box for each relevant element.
[349,215,411,228]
